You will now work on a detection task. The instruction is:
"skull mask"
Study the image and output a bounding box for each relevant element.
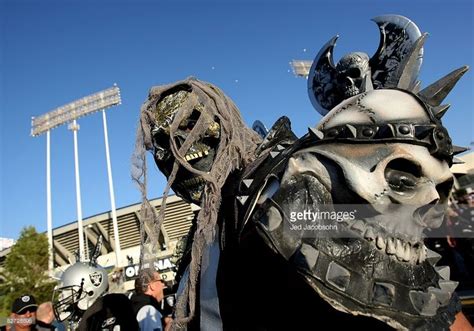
[149,84,221,203]
[311,143,453,263]
[336,52,373,98]
[312,89,454,261]
[277,88,461,329]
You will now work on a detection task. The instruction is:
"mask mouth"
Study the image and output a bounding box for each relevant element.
[340,217,427,265]
[158,139,217,203]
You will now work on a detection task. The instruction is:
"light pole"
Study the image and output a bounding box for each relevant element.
[46,130,53,272]
[102,108,122,266]
[68,119,85,261]
[31,86,121,269]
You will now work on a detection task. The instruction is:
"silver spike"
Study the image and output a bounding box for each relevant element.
[426,249,441,265]
[435,266,450,280]
[410,80,421,94]
[243,179,254,188]
[452,157,465,164]
[270,151,280,158]
[397,34,427,90]
[428,287,451,306]
[276,144,285,151]
[453,145,469,155]
[345,124,357,137]
[237,196,249,205]
[432,104,450,119]
[418,66,469,107]
[308,127,324,140]
[438,280,458,294]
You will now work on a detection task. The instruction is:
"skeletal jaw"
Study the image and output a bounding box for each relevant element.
[178,176,205,188]
[175,176,205,202]
[349,220,426,264]
[343,84,360,98]
[373,236,426,264]
[184,149,210,161]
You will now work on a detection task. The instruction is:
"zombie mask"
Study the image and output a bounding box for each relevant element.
[150,85,221,203]
[137,78,261,206]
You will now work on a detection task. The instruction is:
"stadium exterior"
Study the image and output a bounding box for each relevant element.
[0,195,196,291]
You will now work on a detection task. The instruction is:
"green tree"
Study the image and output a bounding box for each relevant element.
[0,226,56,318]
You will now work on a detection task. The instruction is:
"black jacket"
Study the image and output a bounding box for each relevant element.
[77,293,139,331]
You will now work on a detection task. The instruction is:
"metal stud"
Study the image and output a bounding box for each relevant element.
[362,127,374,137]
[373,282,395,306]
[326,261,351,291]
[409,290,439,316]
[398,125,410,135]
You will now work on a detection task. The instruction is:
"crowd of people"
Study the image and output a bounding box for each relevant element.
[2,267,173,331]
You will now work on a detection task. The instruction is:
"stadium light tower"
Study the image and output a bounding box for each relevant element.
[290,60,312,78]
[31,85,122,270]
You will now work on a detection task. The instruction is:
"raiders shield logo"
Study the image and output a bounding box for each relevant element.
[89,271,103,287]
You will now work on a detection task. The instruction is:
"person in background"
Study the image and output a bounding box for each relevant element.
[131,268,166,331]
[9,295,38,331]
[34,302,64,331]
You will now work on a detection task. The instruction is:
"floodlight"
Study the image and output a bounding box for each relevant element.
[290,60,312,78]
[31,86,121,136]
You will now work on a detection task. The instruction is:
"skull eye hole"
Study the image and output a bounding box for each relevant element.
[385,158,422,192]
[179,109,201,131]
[347,68,361,78]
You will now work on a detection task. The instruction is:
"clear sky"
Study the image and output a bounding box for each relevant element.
[1,0,473,240]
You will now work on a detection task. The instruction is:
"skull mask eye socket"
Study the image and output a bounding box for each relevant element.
[347,67,362,78]
[179,108,201,132]
[384,158,422,193]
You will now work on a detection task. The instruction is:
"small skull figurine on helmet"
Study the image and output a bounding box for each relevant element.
[336,52,373,98]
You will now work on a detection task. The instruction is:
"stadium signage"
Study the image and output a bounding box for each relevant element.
[124,257,175,280]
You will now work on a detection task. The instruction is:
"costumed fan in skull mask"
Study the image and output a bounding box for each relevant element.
[133,15,472,330]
